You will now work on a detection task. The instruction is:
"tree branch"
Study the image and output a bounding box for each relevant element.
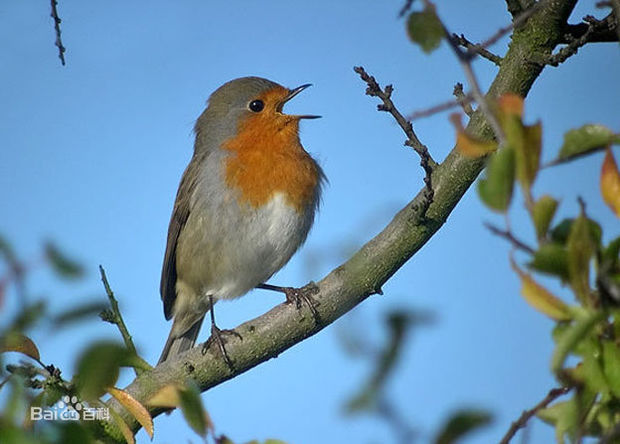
[353,66,436,220]
[49,0,66,66]
[484,223,536,255]
[499,387,571,444]
[99,0,583,440]
[99,266,151,376]
[453,83,474,117]
[562,13,618,43]
[452,33,503,66]
[505,0,536,17]
[546,13,619,66]
[406,90,474,121]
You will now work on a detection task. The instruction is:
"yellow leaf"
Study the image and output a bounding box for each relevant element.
[108,387,154,439]
[511,259,572,321]
[451,113,497,158]
[108,406,135,444]
[601,148,620,217]
[147,384,181,408]
[498,94,524,117]
[456,131,498,157]
[1,333,41,361]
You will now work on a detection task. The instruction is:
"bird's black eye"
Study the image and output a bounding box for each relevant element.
[248,99,264,112]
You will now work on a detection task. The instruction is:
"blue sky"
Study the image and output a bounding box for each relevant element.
[1,1,619,443]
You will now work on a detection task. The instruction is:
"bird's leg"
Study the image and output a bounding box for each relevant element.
[257,282,321,325]
[201,296,242,371]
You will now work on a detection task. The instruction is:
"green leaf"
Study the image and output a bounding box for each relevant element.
[0,424,41,444]
[45,241,84,279]
[567,213,596,303]
[477,147,516,212]
[581,339,608,394]
[179,380,210,438]
[551,311,603,374]
[532,195,558,240]
[553,124,615,165]
[52,300,109,326]
[57,421,95,444]
[537,399,578,443]
[528,243,569,280]
[406,8,443,53]
[0,234,18,265]
[512,121,542,193]
[603,236,620,265]
[75,341,128,400]
[550,218,602,247]
[434,409,492,444]
[602,340,620,397]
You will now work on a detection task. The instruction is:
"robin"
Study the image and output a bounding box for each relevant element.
[158,77,324,366]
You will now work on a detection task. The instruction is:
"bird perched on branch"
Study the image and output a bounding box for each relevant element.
[158,77,324,367]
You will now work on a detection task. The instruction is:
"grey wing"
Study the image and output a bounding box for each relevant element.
[160,157,199,320]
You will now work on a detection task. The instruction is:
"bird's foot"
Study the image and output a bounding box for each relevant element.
[284,282,321,325]
[201,325,242,371]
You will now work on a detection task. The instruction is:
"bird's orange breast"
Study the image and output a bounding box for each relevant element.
[222,87,320,212]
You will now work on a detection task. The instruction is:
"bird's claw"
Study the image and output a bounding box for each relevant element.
[284,283,321,325]
[202,325,242,371]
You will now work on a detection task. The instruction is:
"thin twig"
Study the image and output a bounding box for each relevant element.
[563,12,618,43]
[50,0,66,66]
[484,222,536,255]
[398,0,416,18]
[478,5,539,52]
[452,33,503,65]
[407,93,474,121]
[499,387,571,444]
[547,14,617,66]
[453,83,474,117]
[99,266,151,376]
[421,0,508,145]
[353,66,435,218]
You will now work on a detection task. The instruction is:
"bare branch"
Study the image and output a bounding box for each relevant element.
[484,223,536,255]
[453,83,474,117]
[406,93,474,121]
[547,14,619,66]
[443,31,507,146]
[499,387,571,444]
[354,66,435,219]
[452,33,503,65]
[99,266,151,376]
[398,0,416,18]
[49,0,66,66]
[478,4,540,52]
[563,12,619,43]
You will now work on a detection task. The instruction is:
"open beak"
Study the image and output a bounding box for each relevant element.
[279,84,321,119]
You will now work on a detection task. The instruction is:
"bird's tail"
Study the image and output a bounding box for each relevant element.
[158,316,205,364]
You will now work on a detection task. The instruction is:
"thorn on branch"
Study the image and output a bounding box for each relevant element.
[50,0,66,66]
[353,66,435,219]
